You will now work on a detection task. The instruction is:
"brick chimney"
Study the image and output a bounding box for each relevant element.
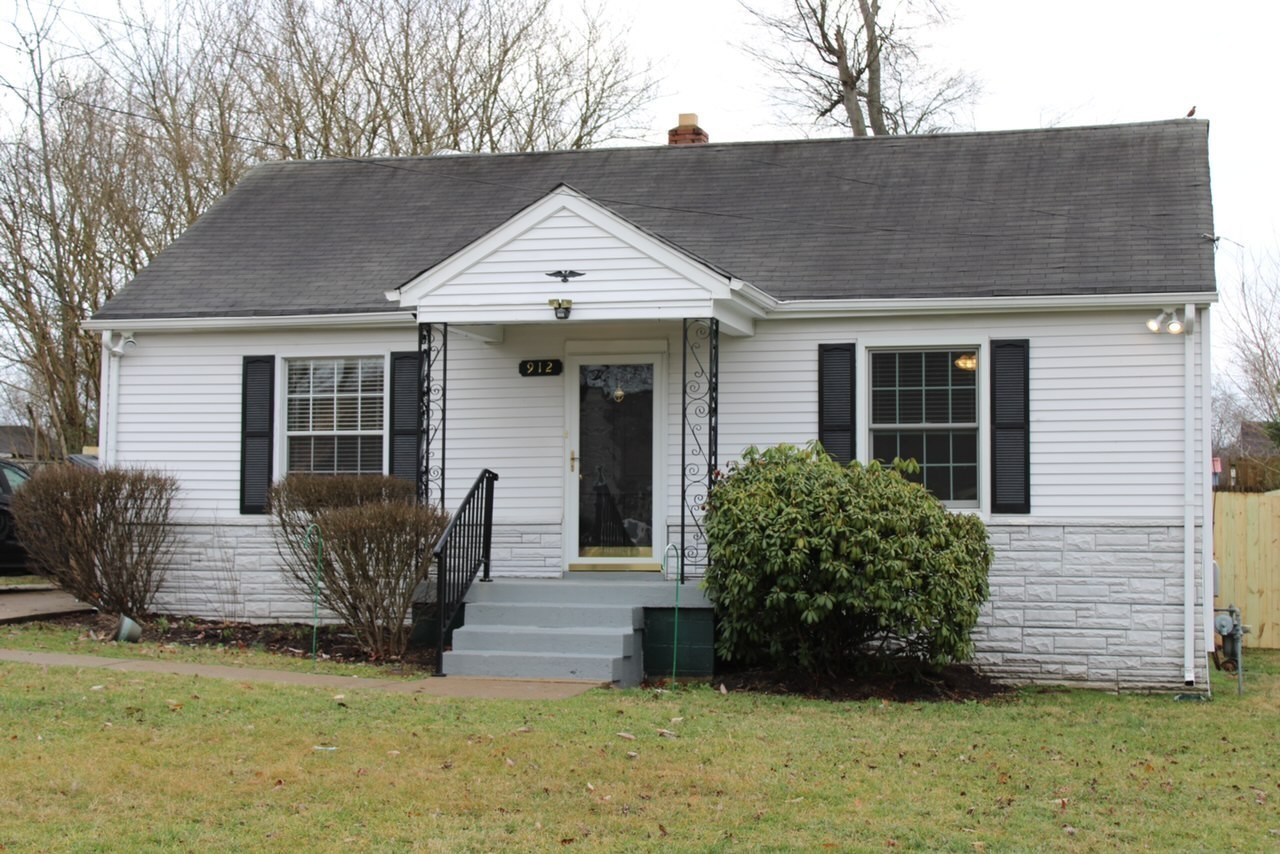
[668,113,709,145]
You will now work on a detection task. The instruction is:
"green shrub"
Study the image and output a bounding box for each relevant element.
[703,443,992,672]
[270,474,449,660]
[11,465,181,619]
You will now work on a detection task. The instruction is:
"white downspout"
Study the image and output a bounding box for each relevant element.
[98,331,113,463]
[99,331,122,466]
[1182,304,1197,685]
[1199,304,1215,686]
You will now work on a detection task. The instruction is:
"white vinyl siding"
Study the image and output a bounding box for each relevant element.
[108,306,1207,528]
[403,200,735,326]
[718,310,1204,521]
[110,329,408,519]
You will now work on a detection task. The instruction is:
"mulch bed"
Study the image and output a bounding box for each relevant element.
[707,662,1012,702]
[37,612,438,674]
[33,612,1012,702]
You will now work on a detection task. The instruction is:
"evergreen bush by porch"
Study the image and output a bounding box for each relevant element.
[12,464,180,619]
[703,443,992,672]
[269,474,449,660]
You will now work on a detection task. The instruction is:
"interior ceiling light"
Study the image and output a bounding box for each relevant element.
[953,353,978,371]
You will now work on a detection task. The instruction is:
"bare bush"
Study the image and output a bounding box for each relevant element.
[270,474,449,659]
[11,465,181,618]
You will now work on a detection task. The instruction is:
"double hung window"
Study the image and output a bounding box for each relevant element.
[285,357,385,475]
[819,339,1028,513]
[869,350,979,503]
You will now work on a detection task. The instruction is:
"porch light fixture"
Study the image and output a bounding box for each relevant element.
[953,352,978,371]
[1147,308,1190,335]
[549,298,573,320]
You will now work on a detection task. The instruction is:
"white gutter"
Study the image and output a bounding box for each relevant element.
[770,291,1219,318]
[83,310,417,333]
[1182,303,1198,686]
[90,290,1221,334]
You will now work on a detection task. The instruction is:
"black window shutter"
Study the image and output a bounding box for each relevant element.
[388,351,420,482]
[240,356,275,515]
[818,344,856,464]
[990,340,1030,514]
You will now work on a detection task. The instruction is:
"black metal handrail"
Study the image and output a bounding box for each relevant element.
[432,468,498,675]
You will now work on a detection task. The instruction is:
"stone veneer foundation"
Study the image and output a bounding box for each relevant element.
[150,519,1208,690]
[974,522,1207,690]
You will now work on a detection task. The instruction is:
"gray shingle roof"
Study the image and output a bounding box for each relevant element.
[94,120,1215,321]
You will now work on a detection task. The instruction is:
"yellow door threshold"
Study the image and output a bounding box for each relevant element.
[567,562,663,573]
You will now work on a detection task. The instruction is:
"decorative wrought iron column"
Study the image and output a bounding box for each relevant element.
[419,322,447,506]
[680,317,718,582]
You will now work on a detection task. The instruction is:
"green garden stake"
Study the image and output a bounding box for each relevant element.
[664,543,681,688]
[304,524,323,666]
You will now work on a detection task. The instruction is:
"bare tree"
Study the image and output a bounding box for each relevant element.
[0,14,132,455]
[742,0,978,136]
[1223,251,1280,450]
[0,0,653,454]
[1212,380,1252,457]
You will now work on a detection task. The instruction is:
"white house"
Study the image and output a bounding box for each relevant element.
[86,117,1217,689]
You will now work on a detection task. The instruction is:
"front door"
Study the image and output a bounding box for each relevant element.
[567,356,662,570]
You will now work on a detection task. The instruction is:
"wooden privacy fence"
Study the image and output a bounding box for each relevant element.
[1214,491,1280,649]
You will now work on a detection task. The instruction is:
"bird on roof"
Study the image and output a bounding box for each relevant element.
[1186,106,1196,117]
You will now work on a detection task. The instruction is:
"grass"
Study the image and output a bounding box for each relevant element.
[0,643,1278,850]
[0,573,50,588]
[0,619,417,680]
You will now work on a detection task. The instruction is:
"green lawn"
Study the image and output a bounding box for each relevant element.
[0,574,50,588]
[1,644,1277,850]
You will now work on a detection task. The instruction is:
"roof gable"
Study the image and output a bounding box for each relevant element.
[392,185,739,324]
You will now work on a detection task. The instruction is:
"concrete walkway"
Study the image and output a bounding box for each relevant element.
[0,587,601,700]
[0,588,94,623]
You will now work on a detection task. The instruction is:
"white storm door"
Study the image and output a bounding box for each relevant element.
[566,354,664,568]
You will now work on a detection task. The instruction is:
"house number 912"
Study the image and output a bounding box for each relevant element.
[519,359,563,377]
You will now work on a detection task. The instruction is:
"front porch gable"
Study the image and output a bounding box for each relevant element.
[388,185,765,336]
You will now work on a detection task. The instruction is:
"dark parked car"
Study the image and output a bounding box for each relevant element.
[0,459,31,574]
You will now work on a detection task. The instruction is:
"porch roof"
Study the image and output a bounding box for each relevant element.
[94,120,1215,323]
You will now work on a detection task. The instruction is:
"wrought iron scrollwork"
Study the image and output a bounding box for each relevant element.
[419,322,447,506]
[680,317,718,581]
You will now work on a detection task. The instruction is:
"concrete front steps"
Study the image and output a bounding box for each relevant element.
[441,575,710,687]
